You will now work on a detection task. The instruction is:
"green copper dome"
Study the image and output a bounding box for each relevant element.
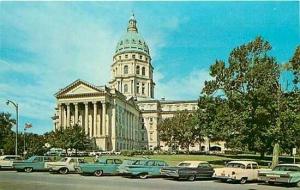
[115,14,150,56]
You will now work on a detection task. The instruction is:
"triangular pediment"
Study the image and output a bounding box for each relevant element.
[55,79,104,98]
[66,84,99,95]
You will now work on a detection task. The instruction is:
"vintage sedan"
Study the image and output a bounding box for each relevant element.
[161,161,214,181]
[120,159,168,179]
[214,161,266,184]
[79,158,122,176]
[258,164,300,186]
[0,155,23,169]
[13,156,53,172]
[47,157,85,174]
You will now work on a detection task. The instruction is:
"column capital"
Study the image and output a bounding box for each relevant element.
[73,102,78,105]
[92,101,98,104]
[65,103,70,106]
[84,102,89,105]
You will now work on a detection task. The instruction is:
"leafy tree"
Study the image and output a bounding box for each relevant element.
[0,112,16,154]
[202,37,284,158]
[158,111,198,153]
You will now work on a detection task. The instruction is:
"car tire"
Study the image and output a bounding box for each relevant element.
[187,175,196,181]
[240,177,247,184]
[94,170,103,177]
[24,167,33,173]
[139,173,148,179]
[59,168,69,174]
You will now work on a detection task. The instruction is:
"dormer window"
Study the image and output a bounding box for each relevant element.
[140,55,143,60]
[132,54,136,59]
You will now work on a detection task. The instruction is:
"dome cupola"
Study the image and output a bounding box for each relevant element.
[115,14,150,56]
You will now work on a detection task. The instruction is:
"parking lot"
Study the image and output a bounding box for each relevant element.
[0,171,297,190]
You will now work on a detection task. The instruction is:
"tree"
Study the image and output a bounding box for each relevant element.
[202,37,286,158]
[0,112,16,154]
[158,111,198,153]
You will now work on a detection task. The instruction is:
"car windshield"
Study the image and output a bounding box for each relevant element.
[133,160,148,165]
[27,156,36,162]
[59,158,68,162]
[273,166,300,172]
[178,162,191,167]
[226,163,245,169]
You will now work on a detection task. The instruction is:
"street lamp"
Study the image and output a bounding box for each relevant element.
[6,100,19,156]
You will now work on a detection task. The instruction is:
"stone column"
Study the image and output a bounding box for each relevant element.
[66,103,70,127]
[58,104,62,128]
[93,102,97,137]
[63,105,67,129]
[84,102,89,135]
[102,102,106,136]
[74,103,78,124]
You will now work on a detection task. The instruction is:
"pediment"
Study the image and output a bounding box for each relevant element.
[66,84,99,95]
[55,79,104,98]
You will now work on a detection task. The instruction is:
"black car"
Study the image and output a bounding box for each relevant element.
[160,161,214,181]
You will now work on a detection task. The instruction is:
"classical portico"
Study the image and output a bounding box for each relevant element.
[53,79,142,151]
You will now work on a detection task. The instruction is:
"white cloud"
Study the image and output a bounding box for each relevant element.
[154,69,212,100]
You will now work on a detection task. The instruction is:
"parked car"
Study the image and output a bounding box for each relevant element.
[160,161,214,181]
[117,159,144,174]
[47,157,85,174]
[213,161,267,184]
[258,164,300,186]
[0,155,23,169]
[13,156,53,172]
[79,158,122,176]
[120,159,168,179]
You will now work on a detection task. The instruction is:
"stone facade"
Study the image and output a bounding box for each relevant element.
[53,14,225,152]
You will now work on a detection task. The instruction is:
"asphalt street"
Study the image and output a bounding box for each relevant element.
[0,171,298,190]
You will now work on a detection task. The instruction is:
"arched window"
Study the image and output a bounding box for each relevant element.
[124,65,128,74]
[142,67,145,76]
[124,84,128,93]
[136,66,140,75]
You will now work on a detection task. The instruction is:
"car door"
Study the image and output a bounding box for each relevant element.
[69,158,76,171]
[113,159,122,174]
[197,163,213,178]
[153,161,166,176]
[33,157,44,170]
[145,160,156,175]
[251,163,259,180]
[245,164,254,180]
[105,159,115,173]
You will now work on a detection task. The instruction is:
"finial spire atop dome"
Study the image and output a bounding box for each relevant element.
[127,12,138,32]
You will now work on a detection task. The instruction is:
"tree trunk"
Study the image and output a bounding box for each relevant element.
[260,151,265,159]
[271,143,280,169]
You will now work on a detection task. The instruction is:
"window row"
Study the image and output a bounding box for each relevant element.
[117,54,148,61]
[123,65,146,76]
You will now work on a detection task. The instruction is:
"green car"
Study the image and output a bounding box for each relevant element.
[79,158,123,176]
[120,159,168,179]
[13,156,53,173]
[258,164,300,186]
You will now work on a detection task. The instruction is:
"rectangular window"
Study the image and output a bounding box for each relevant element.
[125,54,128,58]
[140,55,143,59]
[132,54,136,58]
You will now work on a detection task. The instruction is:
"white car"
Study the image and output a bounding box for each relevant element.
[47,157,85,174]
[213,160,269,184]
[0,155,23,169]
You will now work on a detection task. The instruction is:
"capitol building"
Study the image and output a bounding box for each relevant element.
[53,14,224,152]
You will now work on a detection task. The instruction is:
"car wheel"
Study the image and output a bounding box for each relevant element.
[59,168,69,174]
[24,167,33,173]
[94,170,103,177]
[240,177,247,184]
[139,173,148,179]
[187,175,196,181]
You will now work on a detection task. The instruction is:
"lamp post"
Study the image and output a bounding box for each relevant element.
[6,100,19,156]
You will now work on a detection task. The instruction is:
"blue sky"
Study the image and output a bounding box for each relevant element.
[0,2,299,134]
